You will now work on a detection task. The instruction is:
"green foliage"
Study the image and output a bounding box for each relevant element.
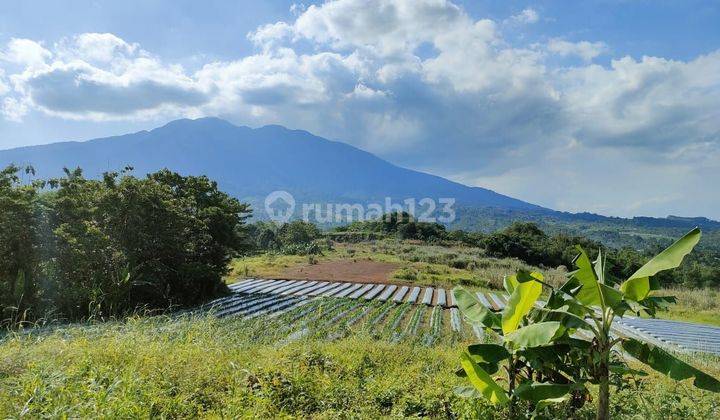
[248,220,324,255]
[277,220,321,246]
[622,339,720,392]
[335,211,448,242]
[482,221,720,289]
[0,165,42,324]
[454,228,720,419]
[549,228,718,419]
[453,285,590,417]
[501,271,543,334]
[620,227,701,301]
[0,165,251,324]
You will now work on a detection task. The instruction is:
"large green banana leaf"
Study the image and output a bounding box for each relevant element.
[505,321,564,348]
[453,287,500,329]
[459,352,510,405]
[457,344,511,376]
[622,338,720,392]
[620,228,701,301]
[570,247,623,309]
[514,382,577,402]
[502,274,542,334]
[535,309,593,331]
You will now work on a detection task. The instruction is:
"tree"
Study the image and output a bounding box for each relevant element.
[560,227,719,419]
[453,273,591,418]
[1,165,252,322]
[0,165,41,324]
[277,220,321,246]
[484,222,551,266]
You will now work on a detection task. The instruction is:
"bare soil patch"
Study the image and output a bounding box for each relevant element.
[278,259,399,284]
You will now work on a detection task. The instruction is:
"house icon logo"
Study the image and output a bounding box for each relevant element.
[265,190,295,223]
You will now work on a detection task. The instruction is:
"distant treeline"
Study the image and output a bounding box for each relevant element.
[0,165,250,325]
[3,162,717,326]
[249,212,719,289]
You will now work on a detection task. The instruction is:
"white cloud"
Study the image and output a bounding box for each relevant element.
[0,0,718,217]
[1,38,52,68]
[1,97,28,122]
[57,33,139,63]
[560,52,720,151]
[2,33,211,121]
[508,8,539,24]
[547,38,608,62]
[0,69,8,96]
[291,0,465,55]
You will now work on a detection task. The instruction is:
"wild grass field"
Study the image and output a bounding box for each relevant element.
[228,239,720,326]
[1,310,719,419]
[2,239,719,418]
[228,240,567,291]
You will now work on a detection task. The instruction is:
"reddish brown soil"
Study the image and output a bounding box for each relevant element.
[277,259,399,284]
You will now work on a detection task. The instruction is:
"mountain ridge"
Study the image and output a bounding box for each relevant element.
[0,117,543,211]
[0,117,717,230]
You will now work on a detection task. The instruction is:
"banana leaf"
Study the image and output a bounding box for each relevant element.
[620,228,701,301]
[622,338,720,392]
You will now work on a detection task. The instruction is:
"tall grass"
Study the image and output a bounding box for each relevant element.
[228,240,568,291]
[1,313,719,418]
[655,287,720,326]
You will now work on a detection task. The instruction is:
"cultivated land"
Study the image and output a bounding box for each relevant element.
[229,240,720,327]
[228,241,567,291]
[2,312,719,418]
[2,239,719,418]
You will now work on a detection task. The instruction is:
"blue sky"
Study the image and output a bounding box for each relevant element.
[0,0,719,218]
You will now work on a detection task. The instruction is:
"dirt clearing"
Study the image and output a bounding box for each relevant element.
[278,259,399,284]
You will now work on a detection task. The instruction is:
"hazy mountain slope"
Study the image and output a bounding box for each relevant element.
[0,117,543,210]
[2,117,717,232]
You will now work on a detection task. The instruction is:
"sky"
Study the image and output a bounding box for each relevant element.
[0,0,719,219]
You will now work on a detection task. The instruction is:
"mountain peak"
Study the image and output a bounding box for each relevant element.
[155,117,239,131]
[0,119,542,217]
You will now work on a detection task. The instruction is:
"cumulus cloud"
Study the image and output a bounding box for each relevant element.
[508,8,539,24]
[0,0,718,217]
[548,38,608,62]
[57,32,139,63]
[0,69,8,96]
[560,53,720,152]
[1,38,52,68]
[1,33,211,120]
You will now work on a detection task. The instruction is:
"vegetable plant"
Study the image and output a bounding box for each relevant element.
[454,227,720,419]
[560,227,719,419]
[454,271,591,418]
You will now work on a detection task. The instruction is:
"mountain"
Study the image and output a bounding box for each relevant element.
[1,117,718,233]
[0,117,542,213]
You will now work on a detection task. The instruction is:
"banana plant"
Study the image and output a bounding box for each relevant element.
[542,227,719,419]
[453,271,592,417]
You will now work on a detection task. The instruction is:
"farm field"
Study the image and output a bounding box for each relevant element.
[3,240,719,418]
[212,278,720,355]
[228,241,568,292]
[2,308,719,418]
[229,240,720,327]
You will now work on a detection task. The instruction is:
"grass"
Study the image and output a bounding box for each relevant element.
[228,240,567,291]
[1,313,719,418]
[227,253,311,280]
[229,240,720,327]
[654,287,720,326]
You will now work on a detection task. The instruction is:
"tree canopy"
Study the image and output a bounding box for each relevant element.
[0,165,251,325]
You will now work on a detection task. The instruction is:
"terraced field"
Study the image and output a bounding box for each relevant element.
[203,278,720,355]
[196,278,494,343]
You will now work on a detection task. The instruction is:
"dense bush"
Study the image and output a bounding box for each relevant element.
[0,165,251,324]
[483,221,720,288]
[248,220,326,255]
[335,211,448,242]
